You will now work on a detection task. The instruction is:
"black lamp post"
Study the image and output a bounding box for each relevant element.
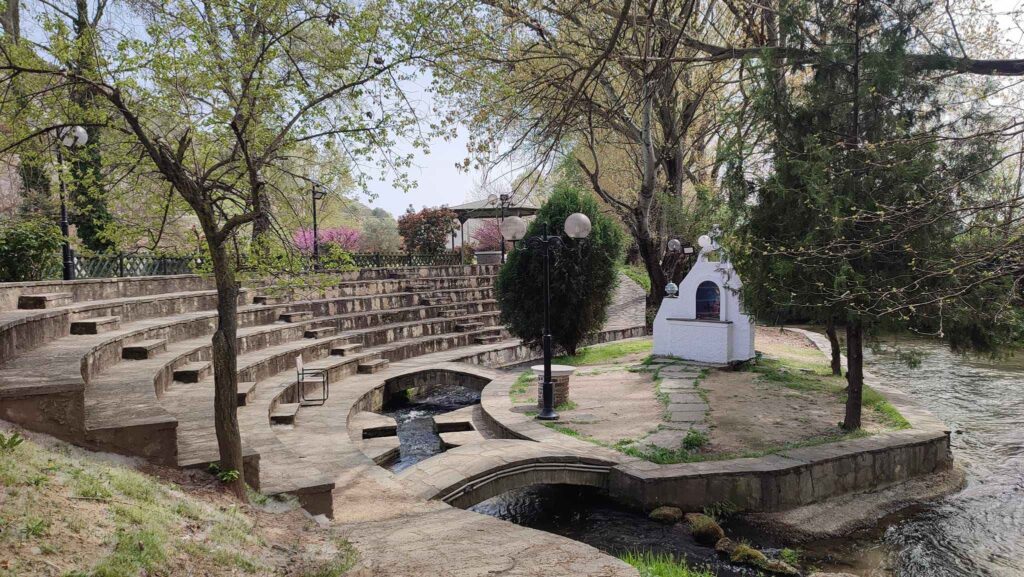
[311,184,327,270]
[488,193,513,262]
[504,212,591,420]
[55,126,88,281]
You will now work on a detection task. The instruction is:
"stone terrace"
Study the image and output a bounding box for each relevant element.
[0,267,646,515]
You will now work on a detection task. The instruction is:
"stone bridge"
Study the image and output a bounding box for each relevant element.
[395,439,620,508]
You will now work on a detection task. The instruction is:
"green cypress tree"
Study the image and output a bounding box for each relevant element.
[496,163,624,356]
[730,0,1007,429]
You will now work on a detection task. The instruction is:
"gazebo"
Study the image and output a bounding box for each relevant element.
[449,196,540,262]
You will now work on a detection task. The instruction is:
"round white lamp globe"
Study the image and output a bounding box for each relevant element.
[697,234,712,250]
[564,212,592,239]
[499,215,528,241]
[667,238,682,252]
[61,125,89,148]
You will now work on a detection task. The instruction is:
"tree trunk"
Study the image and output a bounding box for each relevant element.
[826,318,843,376]
[842,320,864,431]
[209,240,247,500]
[250,187,272,246]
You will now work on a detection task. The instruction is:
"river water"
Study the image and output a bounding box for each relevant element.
[469,337,1024,576]
[857,338,1024,577]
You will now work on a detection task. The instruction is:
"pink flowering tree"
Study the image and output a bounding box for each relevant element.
[471,219,504,251]
[293,227,361,254]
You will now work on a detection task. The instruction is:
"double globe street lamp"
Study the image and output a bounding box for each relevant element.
[499,212,592,420]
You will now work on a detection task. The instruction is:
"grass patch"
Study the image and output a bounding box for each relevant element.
[0,428,347,576]
[509,371,533,403]
[751,357,910,430]
[555,400,578,411]
[618,264,652,293]
[554,339,653,366]
[542,423,583,438]
[619,550,714,577]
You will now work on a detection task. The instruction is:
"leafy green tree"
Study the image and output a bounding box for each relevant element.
[497,164,624,355]
[0,219,62,281]
[730,0,1014,430]
[2,0,472,499]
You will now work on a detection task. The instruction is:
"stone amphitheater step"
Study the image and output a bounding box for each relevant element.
[122,339,168,360]
[173,361,212,383]
[357,358,389,374]
[279,310,313,323]
[17,292,73,309]
[303,326,337,339]
[252,294,290,305]
[419,296,452,306]
[70,315,120,335]
[270,403,300,424]
[168,325,507,469]
[237,381,257,406]
[439,308,467,318]
[473,334,502,345]
[330,342,363,356]
[455,321,483,332]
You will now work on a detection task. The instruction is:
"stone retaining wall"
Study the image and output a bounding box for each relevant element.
[479,328,952,513]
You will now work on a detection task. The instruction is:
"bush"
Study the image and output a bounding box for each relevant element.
[496,165,623,355]
[397,207,457,254]
[0,219,63,281]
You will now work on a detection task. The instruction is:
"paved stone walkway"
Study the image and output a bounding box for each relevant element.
[633,360,710,451]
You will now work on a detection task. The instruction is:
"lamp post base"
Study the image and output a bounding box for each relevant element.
[535,408,559,421]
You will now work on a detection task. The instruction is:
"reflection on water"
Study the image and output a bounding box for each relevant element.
[863,339,1024,577]
[381,383,480,473]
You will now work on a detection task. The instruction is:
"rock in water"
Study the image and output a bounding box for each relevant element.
[684,512,726,545]
[648,506,684,523]
[714,537,737,556]
[759,559,800,575]
[729,543,768,565]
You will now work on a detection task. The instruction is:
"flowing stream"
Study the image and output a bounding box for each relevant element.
[468,337,1024,576]
[853,337,1024,577]
[381,383,480,473]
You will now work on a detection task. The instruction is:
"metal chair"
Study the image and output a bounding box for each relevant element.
[295,355,329,406]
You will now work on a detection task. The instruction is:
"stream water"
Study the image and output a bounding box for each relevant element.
[380,383,480,473]
[852,338,1024,577]
[469,338,1024,576]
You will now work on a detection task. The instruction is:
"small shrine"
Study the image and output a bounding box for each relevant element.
[652,229,755,364]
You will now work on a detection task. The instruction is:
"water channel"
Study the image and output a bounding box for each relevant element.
[383,338,1024,576]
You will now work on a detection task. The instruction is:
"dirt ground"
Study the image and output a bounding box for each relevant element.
[514,329,898,458]
[702,326,888,456]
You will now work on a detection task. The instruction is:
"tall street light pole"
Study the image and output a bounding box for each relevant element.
[502,212,591,420]
[311,184,326,270]
[56,126,89,281]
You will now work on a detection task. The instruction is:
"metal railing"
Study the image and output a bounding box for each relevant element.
[73,254,198,279]
[25,251,463,282]
[348,252,462,268]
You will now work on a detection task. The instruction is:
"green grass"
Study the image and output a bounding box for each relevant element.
[0,428,354,576]
[618,264,652,293]
[509,371,533,403]
[619,551,714,577]
[554,339,653,366]
[751,358,910,430]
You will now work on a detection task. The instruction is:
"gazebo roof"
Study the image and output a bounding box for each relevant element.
[449,198,540,222]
